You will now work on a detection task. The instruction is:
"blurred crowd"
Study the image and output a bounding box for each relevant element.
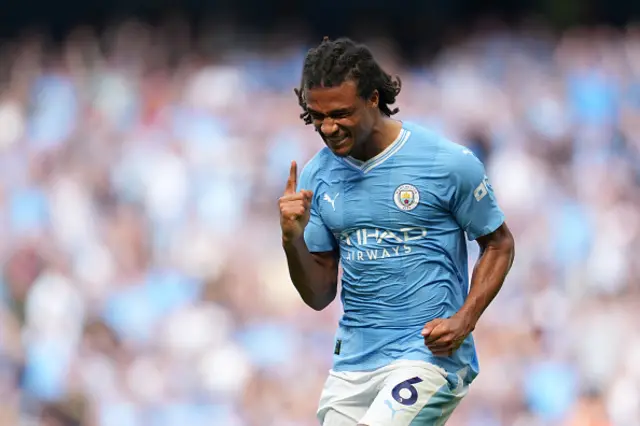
[0,16,639,426]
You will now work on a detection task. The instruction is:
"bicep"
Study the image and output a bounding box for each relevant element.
[476,222,515,254]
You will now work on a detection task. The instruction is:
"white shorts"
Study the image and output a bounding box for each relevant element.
[317,360,468,426]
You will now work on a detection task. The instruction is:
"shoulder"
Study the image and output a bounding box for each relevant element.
[402,121,484,173]
[298,147,335,189]
[402,121,441,151]
[403,126,487,182]
[436,139,485,174]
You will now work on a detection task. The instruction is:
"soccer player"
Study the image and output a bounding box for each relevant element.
[279,37,515,426]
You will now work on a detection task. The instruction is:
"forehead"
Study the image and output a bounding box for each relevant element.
[305,80,360,111]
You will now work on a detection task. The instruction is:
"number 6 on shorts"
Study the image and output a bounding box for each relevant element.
[391,377,423,406]
[359,363,466,426]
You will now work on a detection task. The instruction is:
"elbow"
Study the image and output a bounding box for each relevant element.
[308,301,329,311]
[306,287,337,311]
[306,296,335,312]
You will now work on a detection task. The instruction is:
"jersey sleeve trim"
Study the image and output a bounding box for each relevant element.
[465,212,505,241]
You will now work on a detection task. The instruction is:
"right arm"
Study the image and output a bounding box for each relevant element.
[279,160,339,311]
[282,239,338,311]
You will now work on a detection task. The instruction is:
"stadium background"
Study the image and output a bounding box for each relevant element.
[1,0,640,425]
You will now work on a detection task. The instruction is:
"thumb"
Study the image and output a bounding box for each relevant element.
[421,318,443,337]
[302,190,313,201]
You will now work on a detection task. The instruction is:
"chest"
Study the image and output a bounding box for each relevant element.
[315,167,448,234]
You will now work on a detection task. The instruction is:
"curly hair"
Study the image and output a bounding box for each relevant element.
[294,37,402,125]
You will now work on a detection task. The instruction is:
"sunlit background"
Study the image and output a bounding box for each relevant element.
[0,0,639,425]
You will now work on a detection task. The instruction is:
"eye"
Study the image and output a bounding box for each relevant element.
[331,110,352,119]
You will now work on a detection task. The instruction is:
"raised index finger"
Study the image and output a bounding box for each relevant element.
[284,161,298,194]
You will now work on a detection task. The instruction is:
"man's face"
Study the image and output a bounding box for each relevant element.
[305,80,378,157]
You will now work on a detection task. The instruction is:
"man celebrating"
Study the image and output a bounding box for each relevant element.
[279,37,515,426]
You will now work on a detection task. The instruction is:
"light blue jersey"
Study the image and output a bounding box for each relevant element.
[297,121,505,383]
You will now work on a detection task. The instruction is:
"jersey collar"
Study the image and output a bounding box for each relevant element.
[341,128,411,174]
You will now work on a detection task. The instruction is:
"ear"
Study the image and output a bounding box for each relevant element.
[369,90,379,108]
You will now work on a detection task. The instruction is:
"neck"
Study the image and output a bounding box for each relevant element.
[350,117,403,162]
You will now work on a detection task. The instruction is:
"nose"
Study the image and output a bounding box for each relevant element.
[320,119,339,137]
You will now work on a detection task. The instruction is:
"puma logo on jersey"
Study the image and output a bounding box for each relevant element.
[384,399,408,419]
[323,192,339,211]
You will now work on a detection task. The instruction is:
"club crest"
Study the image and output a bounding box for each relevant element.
[393,184,420,211]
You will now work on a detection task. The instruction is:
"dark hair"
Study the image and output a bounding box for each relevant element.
[294,37,402,125]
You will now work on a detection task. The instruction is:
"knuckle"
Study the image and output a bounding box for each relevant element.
[280,205,293,215]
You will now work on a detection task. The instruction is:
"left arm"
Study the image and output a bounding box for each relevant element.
[422,144,515,356]
[455,222,515,331]
[422,224,515,356]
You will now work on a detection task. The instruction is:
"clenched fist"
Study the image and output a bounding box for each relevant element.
[279,161,313,243]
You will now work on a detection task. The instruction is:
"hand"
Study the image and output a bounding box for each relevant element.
[279,161,313,243]
[421,315,474,357]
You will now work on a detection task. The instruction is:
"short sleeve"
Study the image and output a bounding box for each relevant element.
[297,164,338,253]
[447,148,505,241]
